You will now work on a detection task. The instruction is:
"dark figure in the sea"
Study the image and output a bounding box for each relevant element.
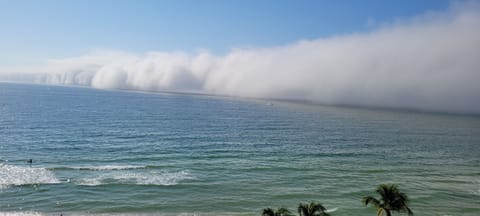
[27,159,32,164]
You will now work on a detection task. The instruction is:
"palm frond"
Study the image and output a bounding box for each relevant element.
[262,208,275,216]
[311,202,327,212]
[298,203,309,216]
[405,206,413,216]
[363,196,380,207]
[276,207,293,216]
[366,184,413,216]
[297,202,330,216]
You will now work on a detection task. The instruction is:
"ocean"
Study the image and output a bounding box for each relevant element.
[0,82,479,216]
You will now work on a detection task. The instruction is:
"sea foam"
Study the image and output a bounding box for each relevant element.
[75,170,193,186]
[67,165,147,171]
[0,212,45,216]
[325,207,338,213]
[0,212,242,216]
[0,164,60,189]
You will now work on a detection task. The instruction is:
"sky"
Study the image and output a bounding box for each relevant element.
[0,0,479,114]
[0,0,451,65]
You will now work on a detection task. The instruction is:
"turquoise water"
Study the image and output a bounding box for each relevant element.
[0,82,479,216]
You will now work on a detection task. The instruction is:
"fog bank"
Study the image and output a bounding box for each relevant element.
[1,3,480,113]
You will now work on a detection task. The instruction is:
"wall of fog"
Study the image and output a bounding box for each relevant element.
[1,3,480,113]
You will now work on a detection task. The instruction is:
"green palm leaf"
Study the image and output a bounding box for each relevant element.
[262,207,293,216]
[363,184,413,216]
[298,201,330,216]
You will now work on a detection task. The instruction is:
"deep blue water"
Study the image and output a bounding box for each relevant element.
[0,82,479,216]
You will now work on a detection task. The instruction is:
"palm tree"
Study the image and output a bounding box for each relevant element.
[262,207,294,216]
[363,184,413,216]
[297,201,331,216]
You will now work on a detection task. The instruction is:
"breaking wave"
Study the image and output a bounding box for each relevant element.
[74,170,194,186]
[51,165,147,171]
[0,212,247,216]
[0,212,45,216]
[0,164,60,189]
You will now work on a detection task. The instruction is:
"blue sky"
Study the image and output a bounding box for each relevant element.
[0,0,451,65]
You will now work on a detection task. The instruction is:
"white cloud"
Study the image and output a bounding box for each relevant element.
[1,2,480,114]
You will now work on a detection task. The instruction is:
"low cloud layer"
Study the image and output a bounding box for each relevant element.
[1,2,480,114]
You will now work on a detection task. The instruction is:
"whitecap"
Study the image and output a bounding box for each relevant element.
[70,165,147,171]
[0,164,60,189]
[74,170,193,186]
[0,212,45,216]
[325,207,338,213]
[0,212,247,216]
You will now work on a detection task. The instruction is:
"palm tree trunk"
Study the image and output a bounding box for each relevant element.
[385,209,392,216]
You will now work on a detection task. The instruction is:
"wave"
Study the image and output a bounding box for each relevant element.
[325,207,338,213]
[0,212,249,216]
[74,170,193,186]
[0,212,45,216]
[51,165,147,171]
[0,163,193,187]
[0,164,60,189]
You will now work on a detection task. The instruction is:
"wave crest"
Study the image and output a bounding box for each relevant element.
[0,164,60,189]
[75,170,193,186]
[52,165,147,171]
[0,212,45,216]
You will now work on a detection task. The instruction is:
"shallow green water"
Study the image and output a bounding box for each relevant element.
[0,83,479,215]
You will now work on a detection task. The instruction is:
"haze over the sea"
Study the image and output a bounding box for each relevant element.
[1,0,479,114]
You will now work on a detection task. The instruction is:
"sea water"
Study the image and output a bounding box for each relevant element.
[0,82,479,216]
